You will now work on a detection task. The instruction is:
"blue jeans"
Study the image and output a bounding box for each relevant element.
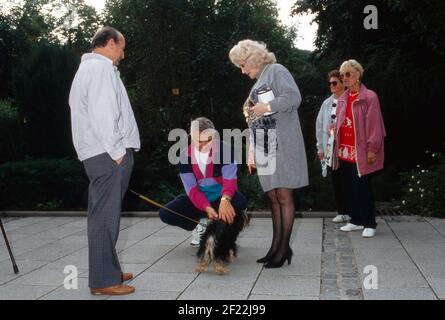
[159,191,248,231]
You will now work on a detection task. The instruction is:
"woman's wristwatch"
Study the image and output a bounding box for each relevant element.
[221,195,232,202]
[266,103,272,113]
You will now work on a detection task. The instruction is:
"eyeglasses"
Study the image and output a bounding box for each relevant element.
[329,81,339,87]
[340,72,352,79]
[198,137,213,143]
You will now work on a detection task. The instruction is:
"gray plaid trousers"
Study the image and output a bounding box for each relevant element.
[83,149,134,288]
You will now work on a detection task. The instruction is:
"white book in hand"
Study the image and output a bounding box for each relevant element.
[257,89,277,116]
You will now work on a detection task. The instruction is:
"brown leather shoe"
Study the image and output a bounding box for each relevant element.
[122,272,133,282]
[90,284,135,296]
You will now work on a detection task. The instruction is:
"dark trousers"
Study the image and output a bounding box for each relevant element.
[329,167,347,216]
[160,191,248,231]
[83,149,134,289]
[339,160,377,229]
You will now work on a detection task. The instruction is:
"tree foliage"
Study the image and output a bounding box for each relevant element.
[0,0,101,100]
[102,0,314,198]
[292,0,445,173]
[1,0,444,210]
[0,0,101,160]
[13,43,79,158]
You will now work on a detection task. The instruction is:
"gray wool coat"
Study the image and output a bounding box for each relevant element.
[249,63,309,192]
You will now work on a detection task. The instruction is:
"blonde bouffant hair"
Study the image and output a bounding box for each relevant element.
[229,39,277,69]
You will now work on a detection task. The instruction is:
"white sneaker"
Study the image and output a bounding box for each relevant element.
[340,223,364,232]
[332,215,351,223]
[362,228,376,238]
[190,218,208,246]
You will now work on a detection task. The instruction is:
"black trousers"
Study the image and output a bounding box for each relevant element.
[339,160,377,229]
[329,166,347,216]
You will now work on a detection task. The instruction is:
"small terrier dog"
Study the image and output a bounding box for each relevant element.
[196,211,250,275]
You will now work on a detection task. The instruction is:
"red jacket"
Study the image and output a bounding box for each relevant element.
[333,84,386,176]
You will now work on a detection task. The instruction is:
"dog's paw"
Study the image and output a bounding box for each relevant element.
[196,261,209,273]
[227,250,236,263]
[214,262,229,275]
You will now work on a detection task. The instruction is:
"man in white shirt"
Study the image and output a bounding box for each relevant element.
[69,27,140,296]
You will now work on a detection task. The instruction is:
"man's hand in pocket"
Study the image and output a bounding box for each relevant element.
[115,156,124,165]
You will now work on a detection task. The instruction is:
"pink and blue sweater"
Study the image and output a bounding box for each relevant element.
[179,140,238,211]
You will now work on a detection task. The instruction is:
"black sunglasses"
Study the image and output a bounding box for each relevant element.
[329,81,339,86]
[340,72,352,78]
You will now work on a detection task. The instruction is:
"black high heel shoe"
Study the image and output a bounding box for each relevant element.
[264,249,293,269]
[256,252,276,264]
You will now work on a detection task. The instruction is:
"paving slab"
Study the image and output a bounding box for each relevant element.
[128,272,197,292]
[252,275,321,297]
[1,216,443,300]
[107,290,180,300]
[425,277,445,299]
[248,294,319,300]
[0,259,49,285]
[0,284,58,300]
[363,287,437,300]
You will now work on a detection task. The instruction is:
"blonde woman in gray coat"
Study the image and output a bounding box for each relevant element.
[229,40,309,268]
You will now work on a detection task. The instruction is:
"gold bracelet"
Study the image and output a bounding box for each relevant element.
[266,103,272,112]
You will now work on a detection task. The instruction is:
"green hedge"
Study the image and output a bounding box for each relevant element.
[400,150,445,217]
[0,155,409,212]
[0,100,24,163]
[0,158,88,210]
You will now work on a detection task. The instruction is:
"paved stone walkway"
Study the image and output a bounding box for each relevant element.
[320,220,363,300]
[0,215,444,300]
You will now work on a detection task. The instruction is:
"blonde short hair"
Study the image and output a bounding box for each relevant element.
[340,59,365,80]
[229,39,277,69]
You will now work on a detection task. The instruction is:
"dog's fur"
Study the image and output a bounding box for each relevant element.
[196,212,250,275]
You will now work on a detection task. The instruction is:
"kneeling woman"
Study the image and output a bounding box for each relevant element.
[159,117,247,245]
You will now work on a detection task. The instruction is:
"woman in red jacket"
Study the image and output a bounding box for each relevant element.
[333,59,386,238]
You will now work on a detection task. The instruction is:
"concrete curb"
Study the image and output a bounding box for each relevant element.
[0,210,337,218]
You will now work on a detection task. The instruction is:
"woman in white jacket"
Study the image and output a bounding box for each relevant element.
[315,70,348,223]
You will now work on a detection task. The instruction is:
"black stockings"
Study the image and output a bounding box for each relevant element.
[265,188,295,262]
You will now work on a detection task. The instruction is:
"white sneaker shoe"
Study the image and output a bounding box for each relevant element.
[362,228,376,238]
[340,223,364,232]
[332,215,351,223]
[190,218,208,246]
